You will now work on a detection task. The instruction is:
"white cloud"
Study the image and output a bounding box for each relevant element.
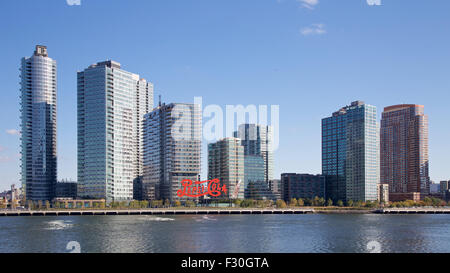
[6,129,20,136]
[298,0,319,9]
[367,0,381,6]
[300,24,326,35]
[0,156,12,163]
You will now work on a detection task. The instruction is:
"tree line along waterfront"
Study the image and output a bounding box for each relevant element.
[2,196,449,211]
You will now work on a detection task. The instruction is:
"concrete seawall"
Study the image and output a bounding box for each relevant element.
[0,208,315,217]
[2,208,450,216]
[375,208,450,214]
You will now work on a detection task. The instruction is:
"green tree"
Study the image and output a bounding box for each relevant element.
[256,200,265,208]
[174,200,182,207]
[140,201,149,208]
[119,201,128,209]
[289,198,298,207]
[27,200,34,210]
[347,200,354,207]
[304,198,312,206]
[240,199,256,208]
[327,199,333,207]
[312,196,321,206]
[150,200,159,208]
[318,197,326,207]
[365,201,377,208]
[264,200,273,208]
[276,200,287,209]
[423,197,432,206]
[45,200,50,210]
[164,199,171,208]
[185,200,196,208]
[297,198,304,207]
[337,200,344,207]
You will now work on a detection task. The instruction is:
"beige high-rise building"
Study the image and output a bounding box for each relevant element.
[208,138,245,199]
[142,102,202,201]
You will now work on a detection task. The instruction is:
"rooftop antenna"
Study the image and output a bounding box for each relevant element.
[159,95,162,107]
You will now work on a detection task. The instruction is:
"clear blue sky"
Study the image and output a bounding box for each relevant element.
[0,0,449,191]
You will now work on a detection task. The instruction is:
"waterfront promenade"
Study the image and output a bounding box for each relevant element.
[3,207,450,217]
[375,208,450,214]
[0,208,315,217]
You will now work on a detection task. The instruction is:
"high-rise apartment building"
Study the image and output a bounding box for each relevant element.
[77,60,153,202]
[234,124,274,183]
[142,102,201,201]
[440,181,449,194]
[244,155,265,190]
[20,45,57,201]
[322,101,379,202]
[380,105,430,201]
[208,138,245,200]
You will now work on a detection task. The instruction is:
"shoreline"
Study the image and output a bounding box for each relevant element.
[2,207,450,217]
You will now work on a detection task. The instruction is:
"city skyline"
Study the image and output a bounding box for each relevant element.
[1,0,450,191]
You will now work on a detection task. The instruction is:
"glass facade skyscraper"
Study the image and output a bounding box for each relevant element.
[322,101,379,202]
[244,155,265,190]
[208,138,245,200]
[77,60,153,202]
[234,124,274,183]
[20,45,57,201]
[143,103,202,201]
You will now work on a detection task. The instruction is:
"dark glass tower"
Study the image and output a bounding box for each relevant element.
[322,101,379,203]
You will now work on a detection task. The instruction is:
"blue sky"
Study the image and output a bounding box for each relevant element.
[0,0,449,191]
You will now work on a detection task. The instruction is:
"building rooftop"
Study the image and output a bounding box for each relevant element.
[383,104,424,113]
[89,60,121,69]
[34,45,48,57]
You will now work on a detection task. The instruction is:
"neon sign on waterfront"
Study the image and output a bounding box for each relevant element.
[176,179,228,198]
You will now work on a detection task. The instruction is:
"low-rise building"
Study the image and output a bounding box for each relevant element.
[440,181,450,193]
[389,192,421,202]
[245,181,276,200]
[377,184,389,204]
[56,180,78,199]
[268,179,281,200]
[281,173,325,202]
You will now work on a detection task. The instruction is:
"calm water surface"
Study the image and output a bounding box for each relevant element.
[0,214,449,253]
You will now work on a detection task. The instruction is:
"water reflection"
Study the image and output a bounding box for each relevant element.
[0,214,449,253]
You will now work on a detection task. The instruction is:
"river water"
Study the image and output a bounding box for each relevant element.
[0,214,449,253]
